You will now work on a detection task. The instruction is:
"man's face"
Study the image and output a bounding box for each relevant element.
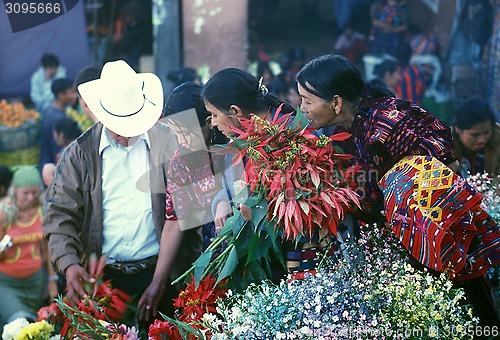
[44,66,57,80]
[59,88,77,107]
[107,129,135,147]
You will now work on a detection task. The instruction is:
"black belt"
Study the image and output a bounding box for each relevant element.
[106,255,158,274]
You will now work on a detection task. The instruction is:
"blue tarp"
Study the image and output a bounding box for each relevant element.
[0,0,90,99]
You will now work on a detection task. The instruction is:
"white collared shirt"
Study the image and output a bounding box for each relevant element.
[99,129,159,262]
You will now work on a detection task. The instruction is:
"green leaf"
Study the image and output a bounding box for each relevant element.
[217,246,239,284]
[251,198,269,226]
[224,208,245,235]
[264,219,285,268]
[193,250,213,286]
[291,107,309,129]
[246,232,272,264]
[233,220,255,256]
[249,261,268,283]
[159,313,205,340]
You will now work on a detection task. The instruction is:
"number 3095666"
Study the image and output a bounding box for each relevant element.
[5,2,61,14]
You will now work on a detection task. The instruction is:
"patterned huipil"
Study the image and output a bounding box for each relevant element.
[165,148,224,249]
[341,97,456,219]
[343,97,500,282]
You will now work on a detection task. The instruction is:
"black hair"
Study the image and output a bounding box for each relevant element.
[454,96,496,130]
[51,78,73,97]
[373,59,400,79]
[164,81,209,127]
[202,68,294,117]
[395,42,413,66]
[53,116,82,143]
[297,54,390,102]
[167,68,198,87]
[0,165,13,190]
[297,54,365,103]
[75,64,102,95]
[41,54,59,68]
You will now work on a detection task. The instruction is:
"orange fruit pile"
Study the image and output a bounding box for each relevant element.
[0,99,40,127]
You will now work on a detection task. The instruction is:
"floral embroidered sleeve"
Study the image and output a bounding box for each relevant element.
[364,98,457,170]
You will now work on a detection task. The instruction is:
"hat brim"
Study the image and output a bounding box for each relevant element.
[78,73,163,137]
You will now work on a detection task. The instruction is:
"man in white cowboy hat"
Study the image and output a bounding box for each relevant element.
[43,60,203,322]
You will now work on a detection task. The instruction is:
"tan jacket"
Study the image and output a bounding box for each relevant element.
[43,122,202,281]
[453,123,500,177]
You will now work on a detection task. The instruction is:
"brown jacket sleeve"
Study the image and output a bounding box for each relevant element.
[43,139,87,274]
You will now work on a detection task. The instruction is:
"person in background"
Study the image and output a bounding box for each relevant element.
[0,166,57,330]
[333,25,368,63]
[74,64,102,124]
[41,117,83,188]
[280,47,307,84]
[394,42,426,105]
[453,96,500,178]
[371,59,401,96]
[166,68,200,88]
[30,54,67,113]
[370,0,408,56]
[0,167,13,200]
[39,78,76,171]
[286,81,302,110]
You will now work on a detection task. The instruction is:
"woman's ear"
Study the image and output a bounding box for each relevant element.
[229,105,244,118]
[333,95,342,115]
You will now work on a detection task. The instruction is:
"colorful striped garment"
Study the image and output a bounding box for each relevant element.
[378,155,500,281]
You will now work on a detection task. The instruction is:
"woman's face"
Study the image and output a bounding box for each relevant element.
[298,83,336,129]
[456,120,493,152]
[167,120,208,151]
[204,100,241,138]
[16,186,41,210]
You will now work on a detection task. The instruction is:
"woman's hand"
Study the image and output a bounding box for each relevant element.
[239,204,253,221]
[214,200,232,233]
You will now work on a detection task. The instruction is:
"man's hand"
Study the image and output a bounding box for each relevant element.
[48,280,59,301]
[138,280,165,321]
[65,264,95,305]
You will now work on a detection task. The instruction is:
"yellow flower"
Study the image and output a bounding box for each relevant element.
[15,320,54,340]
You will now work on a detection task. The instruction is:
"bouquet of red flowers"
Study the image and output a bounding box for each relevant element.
[149,275,227,340]
[173,108,359,291]
[229,107,360,239]
[52,254,132,339]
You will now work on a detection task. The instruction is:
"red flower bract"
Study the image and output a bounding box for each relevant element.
[148,319,182,340]
[228,106,361,240]
[173,274,227,323]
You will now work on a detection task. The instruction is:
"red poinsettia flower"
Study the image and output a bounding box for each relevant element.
[148,319,182,340]
[173,275,227,322]
[228,106,361,240]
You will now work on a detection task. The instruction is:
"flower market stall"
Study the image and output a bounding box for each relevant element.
[0,100,40,167]
[4,110,499,340]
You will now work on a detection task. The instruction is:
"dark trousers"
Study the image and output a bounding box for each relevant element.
[103,266,177,325]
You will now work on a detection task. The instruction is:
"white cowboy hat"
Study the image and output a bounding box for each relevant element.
[78,60,163,137]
